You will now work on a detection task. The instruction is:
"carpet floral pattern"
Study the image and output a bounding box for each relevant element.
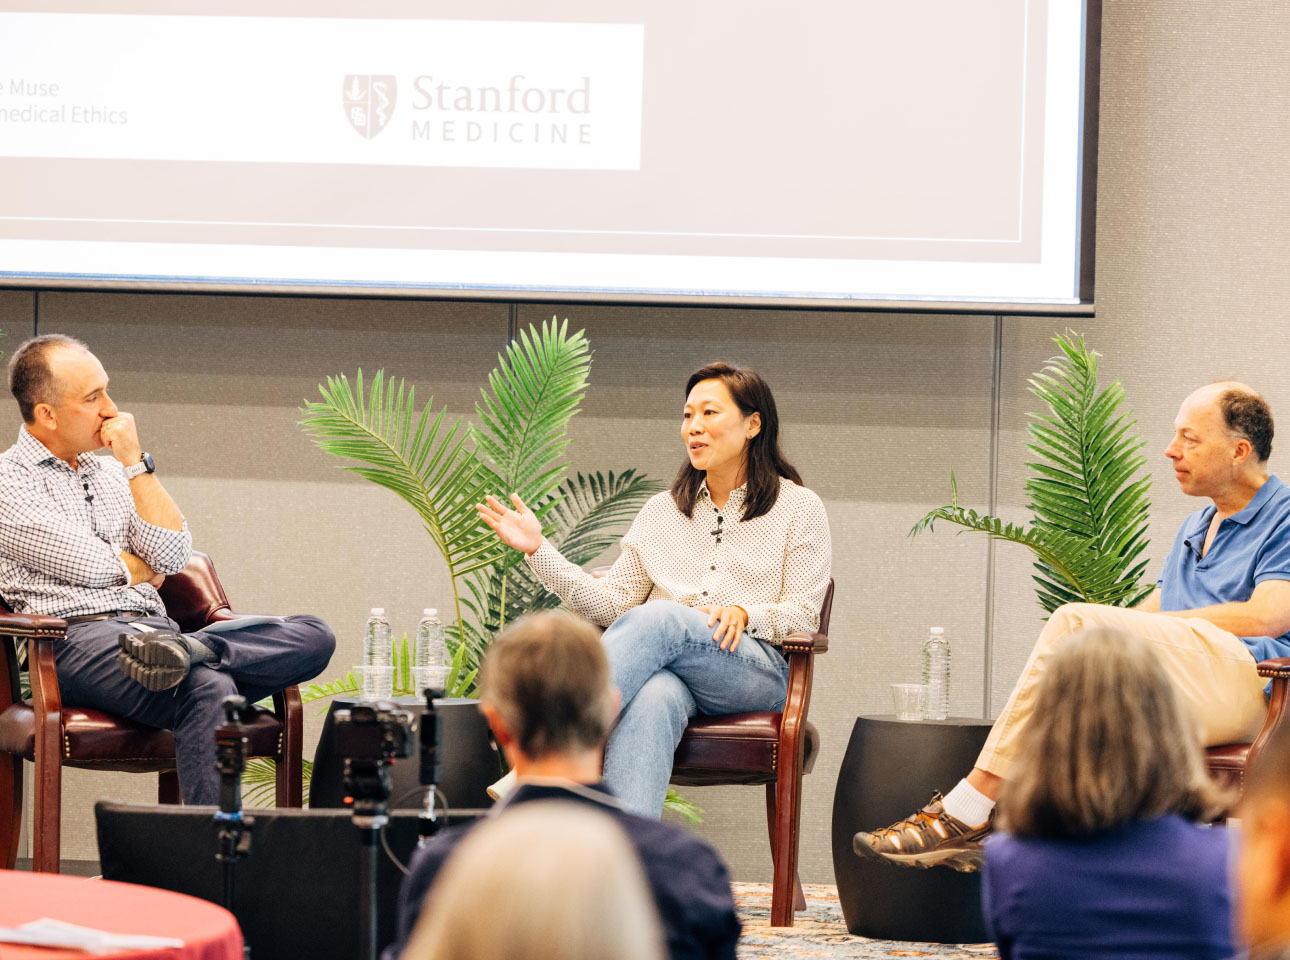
[733,883,999,960]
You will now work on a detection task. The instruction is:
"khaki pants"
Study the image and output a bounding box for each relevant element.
[977,603,1269,779]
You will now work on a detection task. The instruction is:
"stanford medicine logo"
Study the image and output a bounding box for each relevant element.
[343,75,397,139]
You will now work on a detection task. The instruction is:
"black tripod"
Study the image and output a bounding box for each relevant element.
[335,702,413,960]
[214,695,254,960]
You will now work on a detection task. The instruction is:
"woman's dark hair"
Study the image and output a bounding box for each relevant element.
[670,362,802,521]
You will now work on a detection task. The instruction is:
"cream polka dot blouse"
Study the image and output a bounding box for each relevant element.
[525,478,832,646]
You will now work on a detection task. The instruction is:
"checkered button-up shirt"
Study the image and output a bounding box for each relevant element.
[0,425,192,618]
[526,478,831,646]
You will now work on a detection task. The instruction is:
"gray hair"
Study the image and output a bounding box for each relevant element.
[999,627,1230,836]
[479,612,617,759]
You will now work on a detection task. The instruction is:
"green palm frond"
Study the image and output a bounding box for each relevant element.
[241,757,306,808]
[911,332,1152,614]
[664,787,704,824]
[546,470,662,566]
[472,318,591,500]
[469,318,593,632]
[300,369,507,633]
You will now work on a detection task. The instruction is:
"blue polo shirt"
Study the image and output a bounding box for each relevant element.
[1158,474,1290,662]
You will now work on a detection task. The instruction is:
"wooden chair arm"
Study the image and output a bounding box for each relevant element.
[778,632,827,771]
[1257,657,1290,680]
[782,631,829,656]
[0,612,69,639]
[1250,657,1290,773]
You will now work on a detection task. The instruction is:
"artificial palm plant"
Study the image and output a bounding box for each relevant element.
[299,317,660,686]
[911,331,1153,613]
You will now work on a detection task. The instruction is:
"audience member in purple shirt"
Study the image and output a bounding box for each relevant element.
[982,627,1236,960]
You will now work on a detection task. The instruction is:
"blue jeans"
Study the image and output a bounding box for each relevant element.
[57,613,335,804]
[601,600,789,817]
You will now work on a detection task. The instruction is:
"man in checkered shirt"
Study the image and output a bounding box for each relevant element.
[0,334,335,804]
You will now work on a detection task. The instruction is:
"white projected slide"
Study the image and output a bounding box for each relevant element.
[0,1,1095,308]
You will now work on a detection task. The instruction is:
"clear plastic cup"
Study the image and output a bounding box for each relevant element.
[355,664,394,701]
[411,665,448,698]
[891,683,928,721]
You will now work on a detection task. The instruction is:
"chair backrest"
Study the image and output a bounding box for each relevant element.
[157,551,232,632]
[818,580,835,636]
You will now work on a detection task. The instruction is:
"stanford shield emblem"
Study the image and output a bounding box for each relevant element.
[342,75,397,139]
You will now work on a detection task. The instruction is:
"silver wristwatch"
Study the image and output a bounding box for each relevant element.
[123,452,155,480]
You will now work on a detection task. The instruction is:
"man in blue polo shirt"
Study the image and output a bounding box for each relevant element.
[854,380,1284,870]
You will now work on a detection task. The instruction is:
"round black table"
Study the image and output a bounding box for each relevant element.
[831,714,994,943]
[310,696,503,811]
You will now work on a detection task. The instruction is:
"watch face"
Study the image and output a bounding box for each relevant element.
[142,453,155,473]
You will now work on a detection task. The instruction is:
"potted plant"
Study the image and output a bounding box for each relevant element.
[912,331,1154,613]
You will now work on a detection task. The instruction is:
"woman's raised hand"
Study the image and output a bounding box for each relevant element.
[477,493,544,555]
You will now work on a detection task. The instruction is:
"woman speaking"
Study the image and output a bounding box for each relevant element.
[477,361,832,816]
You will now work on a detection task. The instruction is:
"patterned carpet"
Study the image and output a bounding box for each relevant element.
[733,883,999,960]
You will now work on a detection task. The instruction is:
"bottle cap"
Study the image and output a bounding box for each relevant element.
[930,626,944,634]
[371,607,385,615]
[423,608,437,616]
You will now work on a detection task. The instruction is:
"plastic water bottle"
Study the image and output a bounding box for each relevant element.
[363,608,393,667]
[414,608,449,692]
[922,626,950,720]
[359,608,394,700]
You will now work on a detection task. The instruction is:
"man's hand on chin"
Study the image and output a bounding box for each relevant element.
[100,413,142,465]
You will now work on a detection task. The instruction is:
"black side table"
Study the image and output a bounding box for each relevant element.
[831,715,993,943]
[311,696,502,812]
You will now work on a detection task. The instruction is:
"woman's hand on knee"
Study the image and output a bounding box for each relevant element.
[476,493,544,555]
[700,604,749,651]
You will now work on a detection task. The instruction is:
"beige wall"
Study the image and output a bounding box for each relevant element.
[6,0,1289,883]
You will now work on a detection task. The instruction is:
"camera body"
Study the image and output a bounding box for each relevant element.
[334,702,415,822]
[333,702,415,763]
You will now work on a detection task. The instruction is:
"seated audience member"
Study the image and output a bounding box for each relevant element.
[1236,723,1290,960]
[855,382,1284,869]
[0,335,334,804]
[401,801,666,960]
[982,627,1235,960]
[386,611,742,960]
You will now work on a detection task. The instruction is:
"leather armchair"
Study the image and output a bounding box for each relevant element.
[670,581,832,927]
[1206,656,1290,797]
[0,550,303,873]
[587,567,834,929]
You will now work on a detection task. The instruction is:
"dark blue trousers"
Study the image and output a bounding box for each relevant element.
[56,613,335,804]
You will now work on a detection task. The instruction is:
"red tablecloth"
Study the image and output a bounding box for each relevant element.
[0,871,242,960]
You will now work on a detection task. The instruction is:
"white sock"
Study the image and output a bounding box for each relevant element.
[941,779,995,828]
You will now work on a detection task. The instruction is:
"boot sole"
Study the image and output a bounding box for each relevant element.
[852,835,983,873]
[117,634,190,692]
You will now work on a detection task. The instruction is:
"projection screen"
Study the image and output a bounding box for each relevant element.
[0,1,1100,311]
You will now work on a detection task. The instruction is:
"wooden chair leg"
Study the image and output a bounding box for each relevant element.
[764,779,807,926]
[0,753,22,869]
[277,687,303,808]
[276,752,302,808]
[158,771,181,805]
[32,745,61,873]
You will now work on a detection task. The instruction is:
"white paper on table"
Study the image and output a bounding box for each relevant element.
[0,917,185,953]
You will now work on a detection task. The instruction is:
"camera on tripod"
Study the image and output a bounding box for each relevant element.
[334,702,414,823]
[333,702,415,764]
